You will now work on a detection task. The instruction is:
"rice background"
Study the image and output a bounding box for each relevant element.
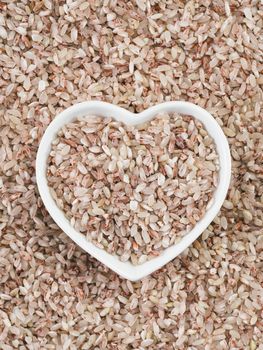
[0,1,262,349]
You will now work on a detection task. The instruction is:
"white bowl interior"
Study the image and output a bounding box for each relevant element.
[36,101,231,281]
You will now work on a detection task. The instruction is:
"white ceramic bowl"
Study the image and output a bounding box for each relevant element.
[36,101,231,281]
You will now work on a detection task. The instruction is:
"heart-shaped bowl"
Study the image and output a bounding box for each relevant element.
[36,101,231,281]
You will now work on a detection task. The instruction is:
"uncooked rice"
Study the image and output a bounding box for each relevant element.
[0,0,262,349]
[47,113,219,264]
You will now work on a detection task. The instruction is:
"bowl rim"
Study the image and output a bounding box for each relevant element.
[36,101,231,281]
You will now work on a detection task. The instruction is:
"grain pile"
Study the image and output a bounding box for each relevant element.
[47,113,219,264]
[0,1,263,349]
